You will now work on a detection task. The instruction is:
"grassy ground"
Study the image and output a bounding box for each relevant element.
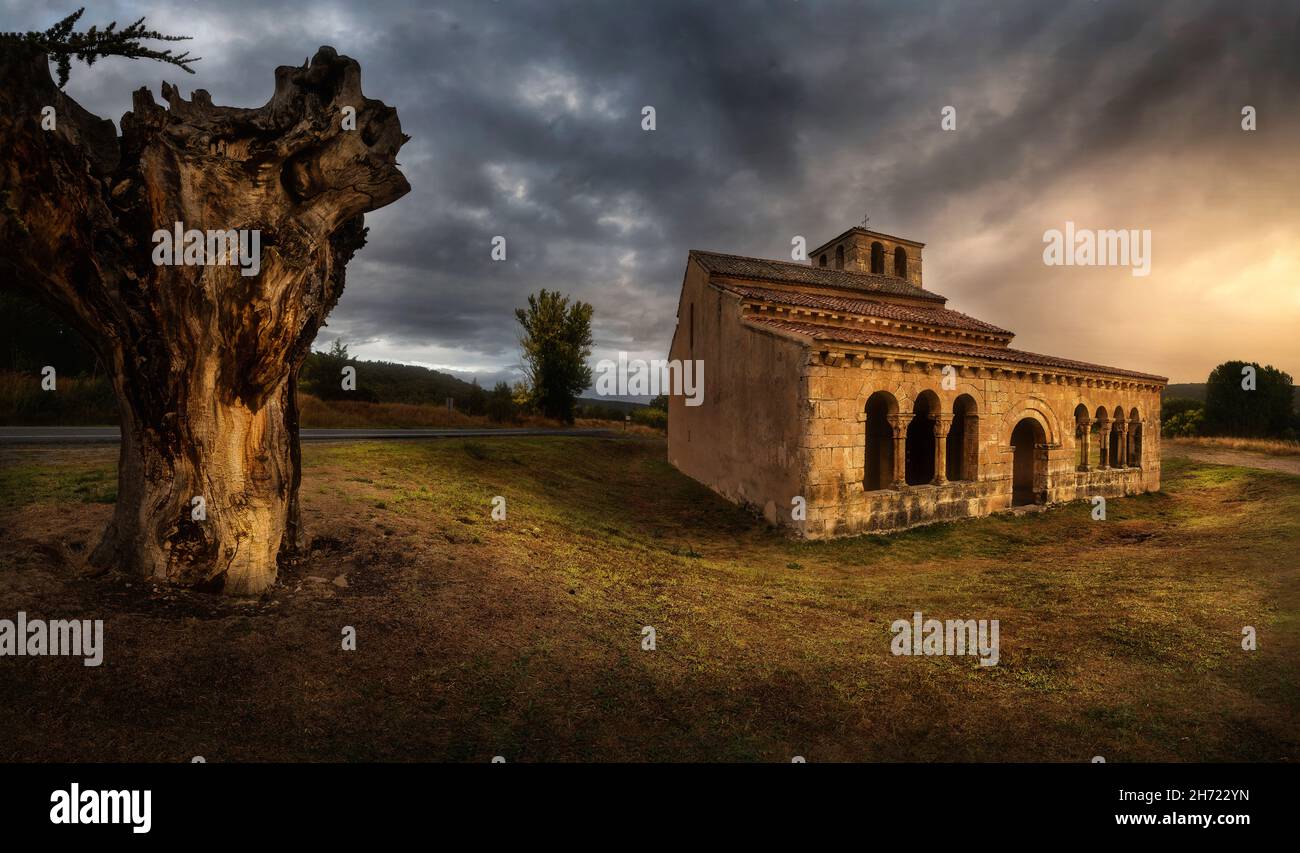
[0,438,1296,762]
[1166,435,1300,457]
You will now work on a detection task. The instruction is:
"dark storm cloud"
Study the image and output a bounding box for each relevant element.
[7,0,1299,381]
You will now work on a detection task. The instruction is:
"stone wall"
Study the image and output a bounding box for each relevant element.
[797,354,1163,537]
[666,261,806,519]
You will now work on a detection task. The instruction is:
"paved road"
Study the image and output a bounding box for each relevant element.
[0,426,623,445]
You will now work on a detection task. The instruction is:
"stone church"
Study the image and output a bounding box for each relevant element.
[666,226,1167,537]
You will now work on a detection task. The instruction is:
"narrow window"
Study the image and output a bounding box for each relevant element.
[893,246,908,278]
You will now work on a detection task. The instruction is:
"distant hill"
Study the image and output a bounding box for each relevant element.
[299,354,651,414]
[308,355,478,405]
[1163,384,1207,402]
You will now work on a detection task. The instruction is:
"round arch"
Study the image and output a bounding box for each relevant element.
[947,393,979,481]
[864,390,900,491]
[1001,399,1059,448]
[905,390,942,485]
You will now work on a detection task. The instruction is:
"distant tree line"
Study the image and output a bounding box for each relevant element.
[2,289,669,428]
[1163,360,1299,440]
[299,339,523,422]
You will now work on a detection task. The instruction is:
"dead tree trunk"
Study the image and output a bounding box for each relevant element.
[0,43,409,594]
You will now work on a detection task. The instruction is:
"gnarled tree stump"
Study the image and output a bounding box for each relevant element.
[0,44,410,593]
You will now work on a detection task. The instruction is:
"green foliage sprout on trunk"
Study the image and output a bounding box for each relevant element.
[1,7,198,88]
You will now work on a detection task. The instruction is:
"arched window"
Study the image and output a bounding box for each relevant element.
[905,391,940,485]
[870,241,885,274]
[818,253,827,267]
[947,394,979,481]
[893,246,908,278]
[835,245,845,270]
[1073,403,1090,469]
[864,391,898,490]
[1094,406,1110,468]
[1110,406,1124,465]
[1128,407,1142,467]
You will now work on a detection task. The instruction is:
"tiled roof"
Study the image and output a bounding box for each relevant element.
[721,282,1012,337]
[746,317,1167,382]
[689,249,946,303]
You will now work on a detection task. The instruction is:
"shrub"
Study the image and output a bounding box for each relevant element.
[1162,409,1203,438]
[632,406,667,430]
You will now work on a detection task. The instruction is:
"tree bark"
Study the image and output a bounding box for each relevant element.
[0,43,409,594]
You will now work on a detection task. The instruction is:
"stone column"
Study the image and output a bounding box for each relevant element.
[1078,418,1093,471]
[887,413,910,490]
[1097,418,1111,469]
[931,414,952,485]
[1116,422,1129,467]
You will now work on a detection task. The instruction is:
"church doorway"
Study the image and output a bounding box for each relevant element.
[1010,417,1047,506]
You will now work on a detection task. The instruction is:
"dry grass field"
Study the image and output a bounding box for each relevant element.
[0,437,1296,762]
[1165,436,1300,457]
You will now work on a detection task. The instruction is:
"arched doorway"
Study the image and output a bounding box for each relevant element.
[1010,417,1047,506]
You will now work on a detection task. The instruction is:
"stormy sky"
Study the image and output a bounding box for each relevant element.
[6,0,1299,386]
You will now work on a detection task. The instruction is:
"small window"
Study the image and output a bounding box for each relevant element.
[835,245,845,270]
[818,254,827,267]
[894,246,908,278]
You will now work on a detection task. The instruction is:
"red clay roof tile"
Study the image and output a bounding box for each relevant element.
[746,316,1167,382]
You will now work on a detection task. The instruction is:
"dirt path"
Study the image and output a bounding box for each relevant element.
[1163,443,1300,476]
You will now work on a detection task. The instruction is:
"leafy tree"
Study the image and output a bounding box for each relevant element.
[1202,361,1294,438]
[0,291,100,375]
[515,289,593,423]
[300,339,376,402]
[486,381,516,423]
[464,378,487,416]
[1162,409,1203,438]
